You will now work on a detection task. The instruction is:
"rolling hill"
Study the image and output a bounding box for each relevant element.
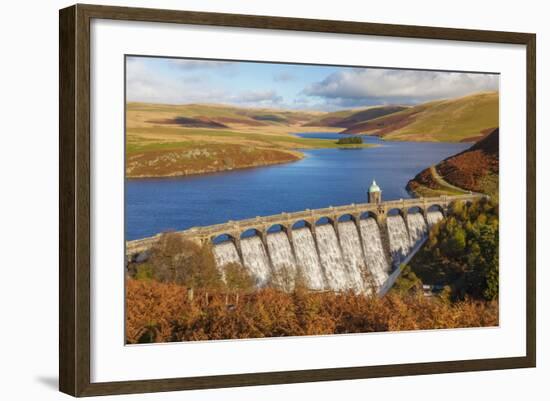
[341,92,499,142]
[125,103,372,178]
[127,102,322,129]
[303,105,407,128]
[407,128,499,197]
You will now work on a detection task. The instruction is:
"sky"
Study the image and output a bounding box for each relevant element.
[126,56,499,111]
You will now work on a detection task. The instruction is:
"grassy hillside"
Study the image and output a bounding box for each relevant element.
[126,103,373,178]
[407,128,499,197]
[127,102,322,128]
[302,109,357,127]
[342,92,499,142]
[303,105,406,128]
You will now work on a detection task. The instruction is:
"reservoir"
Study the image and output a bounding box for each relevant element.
[126,133,470,240]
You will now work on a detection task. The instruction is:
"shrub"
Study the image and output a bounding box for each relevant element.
[223,262,255,294]
[129,232,224,291]
[135,263,154,281]
[126,278,498,344]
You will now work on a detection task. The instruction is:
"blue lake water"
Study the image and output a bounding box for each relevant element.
[125,133,470,240]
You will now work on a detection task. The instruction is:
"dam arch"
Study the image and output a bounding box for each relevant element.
[359,210,379,221]
[267,223,289,234]
[240,228,264,239]
[358,210,387,234]
[291,219,313,230]
[387,207,407,218]
[314,216,336,227]
[337,213,357,223]
[407,206,424,215]
[427,204,446,216]
[211,233,238,245]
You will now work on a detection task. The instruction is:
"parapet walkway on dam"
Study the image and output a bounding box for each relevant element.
[127,193,484,257]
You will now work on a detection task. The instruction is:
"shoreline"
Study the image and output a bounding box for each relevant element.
[126,151,304,180]
[126,141,378,180]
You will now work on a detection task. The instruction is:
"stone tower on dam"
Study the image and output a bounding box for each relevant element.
[368,180,382,204]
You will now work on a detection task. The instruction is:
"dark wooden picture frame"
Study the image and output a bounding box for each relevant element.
[59,3,536,397]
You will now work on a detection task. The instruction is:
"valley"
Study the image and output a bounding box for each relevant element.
[126,91,498,178]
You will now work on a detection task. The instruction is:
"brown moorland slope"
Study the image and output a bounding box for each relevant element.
[148,116,230,129]
[407,128,499,196]
[126,143,302,178]
[126,278,498,343]
[303,105,406,128]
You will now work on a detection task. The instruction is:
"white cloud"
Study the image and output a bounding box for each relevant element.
[273,72,295,82]
[233,90,283,105]
[303,69,499,106]
[126,58,283,107]
[126,58,227,104]
[126,58,498,110]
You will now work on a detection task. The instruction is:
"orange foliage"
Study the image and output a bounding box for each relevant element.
[409,128,499,194]
[126,279,498,344]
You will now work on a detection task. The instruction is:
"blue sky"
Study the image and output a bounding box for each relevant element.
[126,56,499,111]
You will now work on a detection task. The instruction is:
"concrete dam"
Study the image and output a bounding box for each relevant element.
[126,188,484,295]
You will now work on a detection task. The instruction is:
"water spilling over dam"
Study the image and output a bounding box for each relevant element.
[212,211,443,294]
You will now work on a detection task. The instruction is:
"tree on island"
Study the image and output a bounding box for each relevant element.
[336,136,363,145]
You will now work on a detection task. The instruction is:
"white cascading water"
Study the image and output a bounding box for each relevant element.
[212,210,445,294]
[358,218,390,288]
[315,224,352,291]
[387,215,411,264]
[407,213,428,247]
[266,231,297,290]
[291,227,326,290]
[240,236,272,286]
[337,221,368,293]
[213,241,241,268]
[427,210,444,227]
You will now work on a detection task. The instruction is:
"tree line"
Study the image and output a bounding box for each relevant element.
[336,136,363,145]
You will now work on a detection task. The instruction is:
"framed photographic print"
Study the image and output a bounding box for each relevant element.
[59,4,536,397]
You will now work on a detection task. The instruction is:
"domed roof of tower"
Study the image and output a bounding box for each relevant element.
[369,180,381,193]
